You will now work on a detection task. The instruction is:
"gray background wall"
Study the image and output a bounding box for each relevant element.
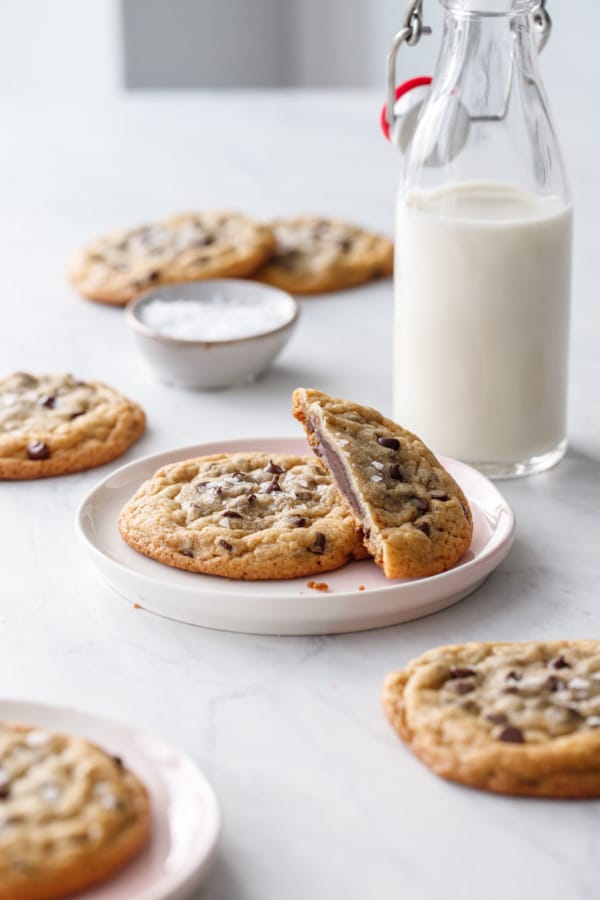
[0,0,595,102]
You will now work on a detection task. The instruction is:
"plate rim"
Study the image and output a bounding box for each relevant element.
[0,697,221,900]
[75,436,516,600]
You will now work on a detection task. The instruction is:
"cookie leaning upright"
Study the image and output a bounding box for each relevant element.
[68,211,276,306]
[383,640,600,798]
[292,388,472,578]
[0,372,145,479]
[253,216,393,294]
[118,451,368,580]
[0,722,150,900]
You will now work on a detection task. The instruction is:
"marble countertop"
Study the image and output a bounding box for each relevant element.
[1,91,599,900]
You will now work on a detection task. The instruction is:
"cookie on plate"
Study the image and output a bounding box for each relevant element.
[0,722,150,900]
[253,216,393,294]
[118,452,369,580]
[292,388,472,578]
[383,640,600,797]
[0,372,146,480]
[68,211,276,306]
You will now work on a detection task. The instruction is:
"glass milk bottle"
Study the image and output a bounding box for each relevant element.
[389,0,572,477]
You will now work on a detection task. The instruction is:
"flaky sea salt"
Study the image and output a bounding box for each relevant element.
[140,294,292,341]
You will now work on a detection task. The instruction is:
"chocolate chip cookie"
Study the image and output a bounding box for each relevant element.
[292,388,472,578]
[383,641,600,797]
[253,216,393,294]
[0,722,150,900]
[0,372,145,479]
[118,452,368,580]
[68,211,276,305]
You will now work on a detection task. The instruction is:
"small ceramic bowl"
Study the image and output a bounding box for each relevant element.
[126,279,299,389]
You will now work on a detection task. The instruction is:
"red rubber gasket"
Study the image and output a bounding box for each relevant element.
[380,76,432,141]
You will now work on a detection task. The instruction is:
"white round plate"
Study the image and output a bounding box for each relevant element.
[0,699,220,900]
[76,437,515,636]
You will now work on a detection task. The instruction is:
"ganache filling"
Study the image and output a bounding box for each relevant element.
[308,417,363,518]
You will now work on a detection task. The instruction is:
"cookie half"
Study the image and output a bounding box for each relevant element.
[68,211,276,305]
[253,216,393,294]
[0,722,150,900]
[292,388,472,578]
[383,640,600,797]
[0,372,146,480]
[118,452,368,580]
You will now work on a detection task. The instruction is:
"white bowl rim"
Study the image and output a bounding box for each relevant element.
[125,279,300,348]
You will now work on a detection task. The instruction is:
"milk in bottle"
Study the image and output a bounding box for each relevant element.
[394,182,572,467]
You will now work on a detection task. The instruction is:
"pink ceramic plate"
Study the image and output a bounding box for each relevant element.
[0,699,220,900]
[77,437,515,636]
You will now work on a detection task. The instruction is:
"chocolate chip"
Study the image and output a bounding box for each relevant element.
[505,670,522,682]
[549,655,571,670]
[222,511,242,519]
[312,221,329,238]
[461,503,470,519]
[0,784,10,800]
[39,394,55,409]
[70,410,85,419]
[287,516,306,527]
[265,460,284,474]
[309,532,326,554]
[194,235,215,247]
[218,539,233,551]
[27,441,50,460]
[498,725,525,743]
[247,494,257,504]
[181,549,194,558]
[148,269,161,282]
[430,490,448,501]
[410,497,428,514]
[337,238,352,252]
[389,464,404,481]
[545,675,566,692]
[485,713,508,725]
[111,755,124,768]
[263,477,282,494]
[448,667,476,679]
[414,522,430,536]
[451,681,475,695]
[377,436,400,450]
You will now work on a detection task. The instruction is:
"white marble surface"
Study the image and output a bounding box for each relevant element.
[1,90,600,900]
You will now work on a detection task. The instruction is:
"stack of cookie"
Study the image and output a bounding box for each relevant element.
[0,723,150,898]
[117,389,473,582]
[0,372,146,480]
[383,640,600,798]
[67,211,394,304]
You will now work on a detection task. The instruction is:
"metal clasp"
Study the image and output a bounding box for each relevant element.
[532,0,552,53]
[386,1,431,132]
